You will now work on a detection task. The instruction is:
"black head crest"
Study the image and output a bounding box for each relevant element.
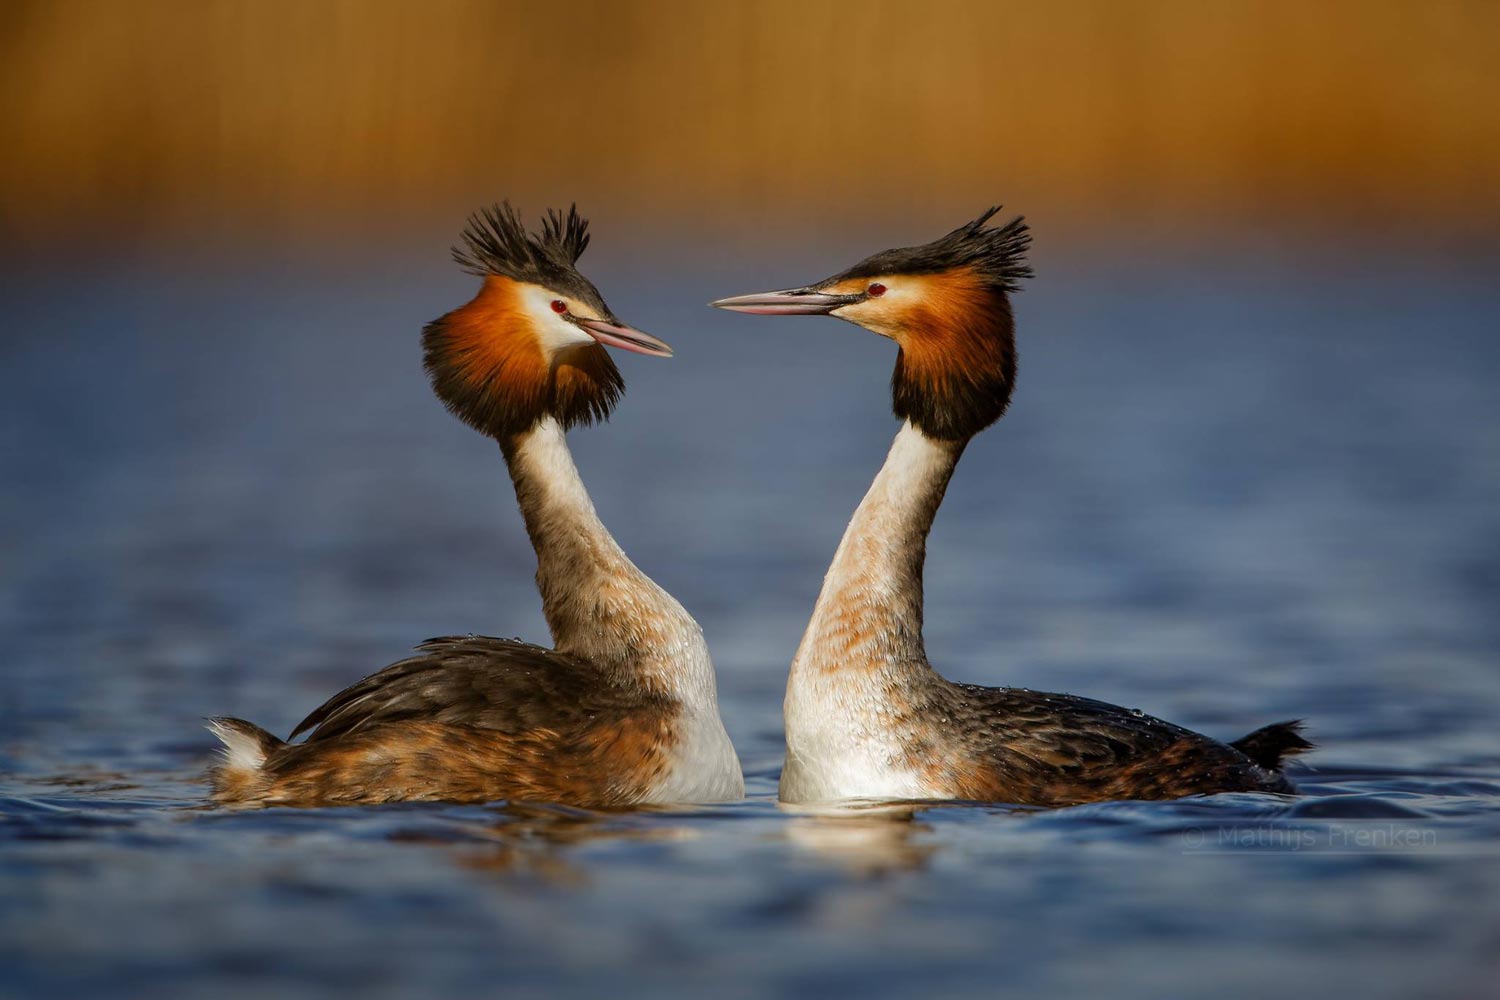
[451,202,612,316]
[425,202,625,440]
[823,207,1034,293]
[540,205,590,265]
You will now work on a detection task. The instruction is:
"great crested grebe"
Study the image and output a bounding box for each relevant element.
[712,208,1311,807]
[209,204,743,807]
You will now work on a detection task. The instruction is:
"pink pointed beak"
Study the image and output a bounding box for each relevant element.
[709,287,860,316]
[576,318,674,358]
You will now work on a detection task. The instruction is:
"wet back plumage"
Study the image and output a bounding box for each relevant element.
[212,637,680,807]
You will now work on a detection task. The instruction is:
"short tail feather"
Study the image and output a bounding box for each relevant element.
[206,716,283,778]
[1230,720,1313,771]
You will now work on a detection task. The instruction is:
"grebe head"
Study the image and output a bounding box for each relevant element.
[424,203,672,440]
[711,208,1032,440]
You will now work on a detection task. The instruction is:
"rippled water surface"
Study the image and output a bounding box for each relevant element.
[3,243,1499,998]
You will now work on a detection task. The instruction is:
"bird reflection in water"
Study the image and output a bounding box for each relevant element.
[778,802,937,875]
[381,799,942,884]
[385,801,700,885]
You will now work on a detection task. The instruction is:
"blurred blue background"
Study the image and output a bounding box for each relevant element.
[3,2,1499,998]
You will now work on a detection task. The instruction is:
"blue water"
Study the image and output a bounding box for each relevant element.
[3,238,1499,998]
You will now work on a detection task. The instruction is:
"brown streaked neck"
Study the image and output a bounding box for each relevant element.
[791,420,966,682]
[500,416,699,689]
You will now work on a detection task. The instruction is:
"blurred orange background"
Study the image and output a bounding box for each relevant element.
[4,0,1498,255]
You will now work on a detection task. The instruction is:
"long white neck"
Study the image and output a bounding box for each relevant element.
[501,415,742,803]
[779,420,966,802]
[501,417,711,701]
[791,420,965,684]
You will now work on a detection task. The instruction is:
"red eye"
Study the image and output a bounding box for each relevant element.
[550,299,568,314]
[867,282,887,297]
